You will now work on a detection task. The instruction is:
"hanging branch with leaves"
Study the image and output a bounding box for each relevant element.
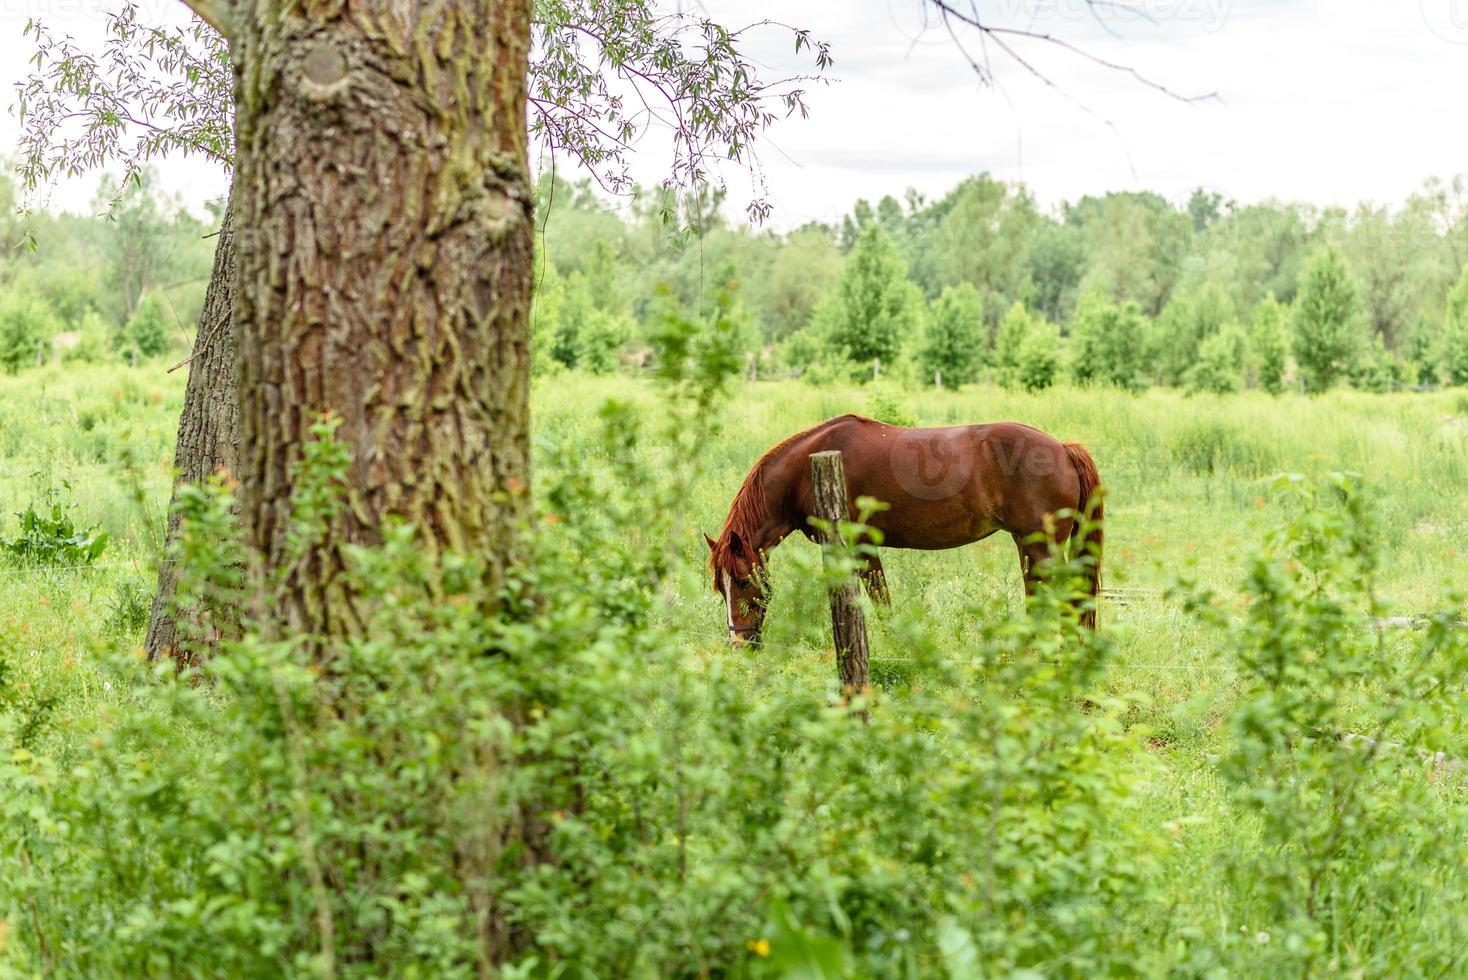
[14,0,832,224]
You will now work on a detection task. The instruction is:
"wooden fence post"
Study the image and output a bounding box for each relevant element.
[809,450,870,702]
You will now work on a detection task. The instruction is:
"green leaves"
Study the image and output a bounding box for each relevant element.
[1293,246,1367,393]
[0,495,109,569]
[1213,473,1468,975]
[530,1,830,222]
[918,282,985,389]
[827,224,922,368]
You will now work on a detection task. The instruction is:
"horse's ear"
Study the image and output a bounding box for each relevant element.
[703,532,717,552]
[727,530,746,557]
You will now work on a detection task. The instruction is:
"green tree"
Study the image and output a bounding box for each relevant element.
[114,290,173,362]
[1441,264,1468,385]
[0,294,59,373]
[1293,246,1365,392]
[763,226,841,339]
[1069,283,1149,391]
[1185,324,1246,395]
[1026,221,1086,324]
[552,240,635,373]
[909,175,1040,314]
[827,224,922,368]
[1349,333,1408,392]
[1250,293,1290,395]
[92,170,190,326]
[1015,322,1062,392]
[1068,191,1190,316]
[1153,282,1233,386]
[918,282,985,387]
[530,257,568,374]
[994,301,1040,389]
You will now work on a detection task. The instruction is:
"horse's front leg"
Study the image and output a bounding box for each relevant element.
[860,551,892,607]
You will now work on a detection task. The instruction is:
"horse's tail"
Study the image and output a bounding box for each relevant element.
[1063,442,1103,630]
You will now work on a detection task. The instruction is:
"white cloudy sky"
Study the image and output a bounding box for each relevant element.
[3,0,1467,226]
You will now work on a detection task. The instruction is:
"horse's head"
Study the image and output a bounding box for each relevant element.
[705,529,767,646]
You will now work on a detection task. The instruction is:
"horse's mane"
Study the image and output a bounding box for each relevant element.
[710,414,867,575]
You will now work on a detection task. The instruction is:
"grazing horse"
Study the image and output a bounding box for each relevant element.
[705,414,1103,644]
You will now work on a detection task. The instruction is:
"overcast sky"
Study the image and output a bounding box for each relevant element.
[4,0,1468,227]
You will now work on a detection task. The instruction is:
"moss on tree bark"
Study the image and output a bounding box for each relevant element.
[228,0,534,638]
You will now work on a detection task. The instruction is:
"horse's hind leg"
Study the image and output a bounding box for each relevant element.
[1013,533,1050,598]
[860,551,891,606]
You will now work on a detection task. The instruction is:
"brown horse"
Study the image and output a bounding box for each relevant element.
[705,414,1103,644]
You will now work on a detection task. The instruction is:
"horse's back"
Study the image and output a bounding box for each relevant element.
[799,416,1081,548]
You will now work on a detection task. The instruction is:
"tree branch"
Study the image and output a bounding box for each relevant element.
[926,0,1219,105]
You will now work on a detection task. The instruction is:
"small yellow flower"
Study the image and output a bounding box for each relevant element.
[745,938,770,957]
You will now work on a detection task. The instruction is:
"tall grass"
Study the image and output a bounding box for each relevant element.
[1,363,1467,974]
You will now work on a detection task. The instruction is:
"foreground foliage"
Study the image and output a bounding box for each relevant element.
[1,363,1467,975]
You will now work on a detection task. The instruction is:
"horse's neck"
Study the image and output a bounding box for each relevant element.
[750,444,807,552]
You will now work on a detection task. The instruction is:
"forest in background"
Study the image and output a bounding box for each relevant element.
[0,168,216,372]
[5,165,1468,396]
[532,170,1468,395]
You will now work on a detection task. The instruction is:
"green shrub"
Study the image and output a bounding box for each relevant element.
[0,332,1152,977]
[1207,473,1468,975]
[1440,264,1468,386]
[1293,247,1365,392]
[0,293,60,373]
[865,385,918,426]
[918,282,985,388]
[1185,325,1246,395]
[0,485,109,568]
[1070,282,1150,392]
[114,291,173,362]
[1250,293,1290,395]
[1014,323,1061,392]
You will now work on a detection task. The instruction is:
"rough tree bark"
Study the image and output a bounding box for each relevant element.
[146,201,237,665]
[201,0,535,637]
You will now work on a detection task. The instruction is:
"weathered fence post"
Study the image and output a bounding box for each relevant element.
[809,450,870,703]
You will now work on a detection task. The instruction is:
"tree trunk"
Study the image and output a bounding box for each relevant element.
[147,201,237,666]
[229,0,534,639]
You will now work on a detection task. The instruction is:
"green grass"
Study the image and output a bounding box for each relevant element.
[3,362,1468,972]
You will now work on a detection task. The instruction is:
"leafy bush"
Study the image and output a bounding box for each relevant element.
[865,385,918,426]
[1440,264,1468,386]
[0,293,60,374]
[1070,282,1150,392]
[917,282,985,388]
[992,300,1027,386]
[0,485,109,567]
[114,291,173,362]
[1349,332,1410,393]
[0,312,1153,976]
[104,576,153,637]
[1185,325,1246,395]
[1203,473,1468,975]
[826,224,923,369]
[1014,322,1062,392]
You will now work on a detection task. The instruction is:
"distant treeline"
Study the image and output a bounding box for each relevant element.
[0,167,217,373]
[532,173,1468,393]
[6,168,1467,394]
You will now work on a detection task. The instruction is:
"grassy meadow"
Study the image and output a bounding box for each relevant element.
[4,361,1468,974]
